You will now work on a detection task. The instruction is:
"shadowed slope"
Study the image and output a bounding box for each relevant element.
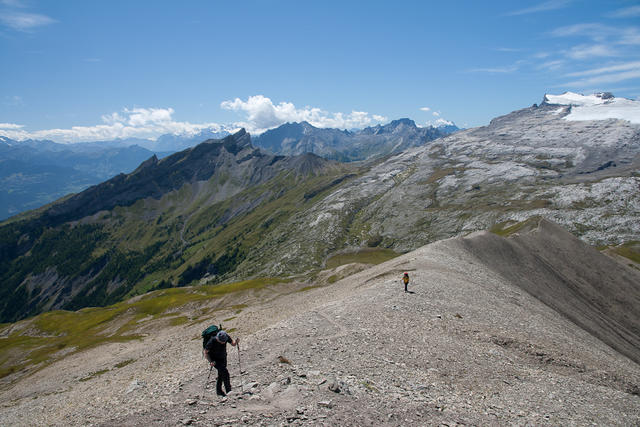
[458,218,640,364]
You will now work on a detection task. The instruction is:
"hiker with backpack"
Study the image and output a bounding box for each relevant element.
[403,272,410,292]
[203,327,239,397]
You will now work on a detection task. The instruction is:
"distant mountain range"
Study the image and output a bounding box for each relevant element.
[253,118,459,161]
[0,128,234,220]
[0,120,456,220]
[0,137,159,219]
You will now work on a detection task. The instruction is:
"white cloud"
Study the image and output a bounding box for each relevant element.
[424,117,455,128]
[538,59,565,71]
[506,0,571,16]
[0,0,27,7]
[0,11,56,31]
[561,61,640,87]
[547,23,640,80]
[567,44,618,59]
[0,123,24,129]
[564,69,640,87]
[550,23,640,46]
[420,107,431,112]
[619,28,640,45]
[435,118,454,126]
[432,111,440,117]
[607,6,640,18]
[1,98,389,143]
[468,64,520,73]
[550,23,615,40]
[0,107,227,143]
[566,61,640,77]
[220,95,386,133]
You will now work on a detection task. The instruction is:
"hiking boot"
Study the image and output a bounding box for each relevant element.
[216,390,226,397]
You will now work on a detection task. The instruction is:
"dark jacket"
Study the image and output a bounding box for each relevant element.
[205,334,233,359]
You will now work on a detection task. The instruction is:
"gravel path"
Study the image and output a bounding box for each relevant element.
[1,228,639,426]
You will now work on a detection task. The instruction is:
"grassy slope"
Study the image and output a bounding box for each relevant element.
[0,278,287,382]
[0,165,359,323]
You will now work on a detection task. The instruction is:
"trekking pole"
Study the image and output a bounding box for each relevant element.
[237,343,244,394]
[204,364,213,394]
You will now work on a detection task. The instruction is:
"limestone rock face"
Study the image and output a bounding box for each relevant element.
[249,99,640,277]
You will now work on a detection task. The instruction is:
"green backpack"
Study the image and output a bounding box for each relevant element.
[202,324,222,348]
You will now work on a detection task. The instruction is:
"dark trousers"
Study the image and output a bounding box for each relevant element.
[213,354,231,394]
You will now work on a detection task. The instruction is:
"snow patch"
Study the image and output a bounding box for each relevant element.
[566,98,640,124]
[544,92,610,106]
[544,92,640,124]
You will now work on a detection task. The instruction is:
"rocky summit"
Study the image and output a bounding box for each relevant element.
[1,218,639,425]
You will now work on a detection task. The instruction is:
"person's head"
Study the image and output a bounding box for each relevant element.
[216,330,229,343]
[404,272,408,276]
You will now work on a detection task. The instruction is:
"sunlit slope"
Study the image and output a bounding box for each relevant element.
[0,131,357,322]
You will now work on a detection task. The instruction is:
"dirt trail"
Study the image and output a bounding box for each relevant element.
[1,221,640,426]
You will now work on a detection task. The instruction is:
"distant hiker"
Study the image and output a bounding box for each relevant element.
[403,272,410,292]
[204,330,239,396]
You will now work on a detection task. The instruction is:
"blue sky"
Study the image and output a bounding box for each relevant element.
[1,0,639,142]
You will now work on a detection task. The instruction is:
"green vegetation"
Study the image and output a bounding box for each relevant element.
[114,358,136,369]
[169,316,189,326]
[79,368,110,382]
[298,284,323,292]
[361,380,379,393]
[78,357,135,381]
[0,160,357,323]
[421,166,465,184]
[600,241,640,265]
[0,277,289,382]
[325,248,399,269]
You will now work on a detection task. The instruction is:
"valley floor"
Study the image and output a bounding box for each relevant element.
[1,232,640,426]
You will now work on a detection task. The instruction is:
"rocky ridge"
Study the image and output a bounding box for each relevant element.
[1,219,639,425]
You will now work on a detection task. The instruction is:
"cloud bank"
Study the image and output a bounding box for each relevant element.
[220,95,387,133]
[0,96,390,143]
[0,107,226,143]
